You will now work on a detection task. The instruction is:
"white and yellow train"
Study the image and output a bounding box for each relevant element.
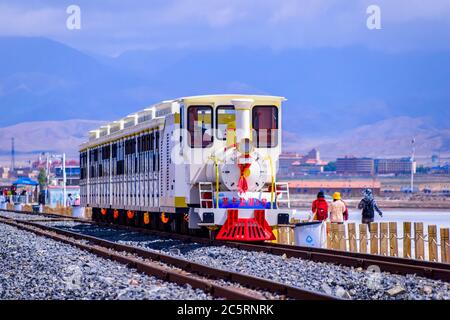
[80,94,293,241]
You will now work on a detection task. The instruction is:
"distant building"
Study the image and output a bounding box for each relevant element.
[290,161,324,175]
[374,158,416,175]
[304,148,320,162]
[0,167,10,179]
[288,179,381,197]
[336,157,374,176]
[430,164,450,174]
[54,166,80,186]
[431,154,440,165]
[279,153,303,177]
[11,167,32,179]
[279,150,326,178]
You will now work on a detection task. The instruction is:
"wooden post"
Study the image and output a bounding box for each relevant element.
[414,222,424,260]
[440,228,449,263]
[380,222,388,256]
[338,224,347,251]
[277,226,285,245]
[326,222,332,249]
[428,225,438,262]
[359,223,368,253]
[403,222,412,259]
[290,226,295,245]
[348,223,357,252]
[389,222,398,257]
[370,222,379,255]
[330,223,339,250]
[276,227,287,245]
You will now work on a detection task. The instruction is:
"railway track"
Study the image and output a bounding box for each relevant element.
[3,209,450,282]
[237,242,450,282]
[0,213,336,301]
[0,210,450,299]
[96,216,450,282]
[84,215,450,283]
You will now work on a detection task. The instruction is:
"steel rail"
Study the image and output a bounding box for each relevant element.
[0,215,337,301]
[89,217,450,282]
[5,209,449,283]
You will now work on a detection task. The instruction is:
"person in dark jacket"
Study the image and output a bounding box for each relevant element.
[358,189,383,229]
[311,191,328,221]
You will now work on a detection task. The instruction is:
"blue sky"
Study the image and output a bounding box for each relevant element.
[0,1,449,157]
[1,0,450,56]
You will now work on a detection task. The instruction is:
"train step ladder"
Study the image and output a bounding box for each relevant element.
[275,182,291,208]
[199,182,214,208]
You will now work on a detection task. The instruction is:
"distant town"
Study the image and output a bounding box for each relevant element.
[2,145,449,209]
[279,149,450,202]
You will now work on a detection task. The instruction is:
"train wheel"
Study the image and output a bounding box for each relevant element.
[180,213,189,234]
[119,209,126,225]
[151,212,158,230]
[170,219,178,233]
[91,208,99,222]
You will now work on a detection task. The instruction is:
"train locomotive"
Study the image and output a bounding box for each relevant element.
[80,95,294,241]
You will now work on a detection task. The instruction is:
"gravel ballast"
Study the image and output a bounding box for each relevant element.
[39,220,450,300]
[0,211,68,221]
[0,222,212,300]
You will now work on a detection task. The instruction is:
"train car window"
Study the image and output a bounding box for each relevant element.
[155,131,160,150]
[112,143,117,158]
[144,134,149,152]
[150,132,154,151]
[216,106,235,140]
[252,106,279,148]
[117,160,124,175]
[125,138,136,155]
[102,145,110,160]
[187,105,213,148]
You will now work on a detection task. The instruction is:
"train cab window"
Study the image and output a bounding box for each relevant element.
[187,106,213,148]
[216,106,236,140]
[252,106,279,148]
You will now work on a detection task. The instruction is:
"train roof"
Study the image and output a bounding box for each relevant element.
[175,94,286,102]
[83,94,285,148]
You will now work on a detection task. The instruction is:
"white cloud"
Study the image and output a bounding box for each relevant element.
[0,4,64,36]
[0,0,449,54]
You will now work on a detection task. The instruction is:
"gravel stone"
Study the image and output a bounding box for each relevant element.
[34,220,450,300]
[0,211,66,221]
[0,221,212,300]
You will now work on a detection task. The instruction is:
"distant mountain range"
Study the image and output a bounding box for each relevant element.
[0,117,447,166]
[284,116,450,160]
[0,36,449,162]
[0,120,104,165]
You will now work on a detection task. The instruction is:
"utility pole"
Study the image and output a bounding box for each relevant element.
[410,137,416,193]
[11,137,15,173]
[62,153,67,206]
[46,153,50,183]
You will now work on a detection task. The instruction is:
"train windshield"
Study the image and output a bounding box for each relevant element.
[252,106,278,148]
[187,105,214,148]
[216,106,236,140]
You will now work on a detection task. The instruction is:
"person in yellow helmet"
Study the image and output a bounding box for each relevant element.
[329,192,348,224]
